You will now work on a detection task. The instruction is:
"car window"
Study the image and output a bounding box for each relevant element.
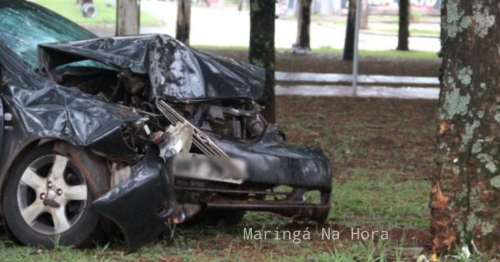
[0,1,97,69]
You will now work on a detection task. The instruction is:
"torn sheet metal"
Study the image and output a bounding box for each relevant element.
[92,147,176,253]
[38,35,266,101]
[210,125,332,191]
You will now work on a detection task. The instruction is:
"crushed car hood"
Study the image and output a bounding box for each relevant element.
[38,35,266,101]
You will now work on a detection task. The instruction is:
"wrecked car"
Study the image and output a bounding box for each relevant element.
[0,0,332,252]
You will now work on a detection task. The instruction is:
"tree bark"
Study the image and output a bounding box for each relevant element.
[342,0,356,61]
[359,0,368,30]
[431,0,500,256]
[295,0,312,50]
[249,0,276,123]
[396,0,410,51]
[116,0,139,36]
[176,0,191,45]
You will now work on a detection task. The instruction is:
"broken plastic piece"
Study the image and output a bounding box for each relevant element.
[159,123,193,159]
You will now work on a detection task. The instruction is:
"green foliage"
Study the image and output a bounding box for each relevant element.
[371,27,440,36]
[33,0,163,26]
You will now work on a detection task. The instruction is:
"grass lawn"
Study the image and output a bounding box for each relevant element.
[313,47,438,59]
[371,27,440,36]
[33,0,163,26]
[1,96,447,261]
[331,19,440,37]
[194,45,439,59]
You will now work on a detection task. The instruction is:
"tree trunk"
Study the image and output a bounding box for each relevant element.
[295,0,312,50]
[249,0,276,123]
[295,0,300,18]
[176,0,191,45]
[359,0,368,30]
[116,0,139,36]
[342,0,356,61]
[396,0,410,51]
[431,0,500,256]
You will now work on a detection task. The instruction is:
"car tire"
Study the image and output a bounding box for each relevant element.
[2,142,109,248]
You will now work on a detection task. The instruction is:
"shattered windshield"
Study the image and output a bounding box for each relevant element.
[0,1,96,69]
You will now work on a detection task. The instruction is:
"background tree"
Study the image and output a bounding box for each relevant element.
[294,0,312,51]
[431,0,500,256]
[176,0,191,45]
[396,0,410,51]
[116,0,139,36]
[360,0,368,30]
[237,0,248,11]
[342,0,356,61]
[249,0,276,122]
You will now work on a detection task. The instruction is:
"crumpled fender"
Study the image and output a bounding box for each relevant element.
[91,146,176,252]
[210,125,332,191]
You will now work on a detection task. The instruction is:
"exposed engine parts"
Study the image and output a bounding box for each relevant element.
[53,63,269,185]
[156,99,246,182]
[52,64,270,185]
[156,99,231,159]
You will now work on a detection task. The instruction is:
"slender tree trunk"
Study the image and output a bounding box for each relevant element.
[431,0,500,256]
[238,0,249,11]
[342,0,356,61]
[176,0,191,45]
[396,0,410,51]
[295,0,300,18]
[249,0,275,123]
[116,0,139,36]
[359,0,368,30]
[295,0,312,50]
[137,0,141,29]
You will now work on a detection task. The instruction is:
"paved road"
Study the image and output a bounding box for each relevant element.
[133,1,440,52]
[276,85,440,99]
[276,72,439,86]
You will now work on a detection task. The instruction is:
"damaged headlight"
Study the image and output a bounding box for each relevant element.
[153,123,193,159]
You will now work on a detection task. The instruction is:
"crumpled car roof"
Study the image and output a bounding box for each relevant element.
[38,34,266,101]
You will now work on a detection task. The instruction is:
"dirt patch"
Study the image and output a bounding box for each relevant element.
[200,49,441,77]
[276,96,438,181]
[389,228,431,247]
